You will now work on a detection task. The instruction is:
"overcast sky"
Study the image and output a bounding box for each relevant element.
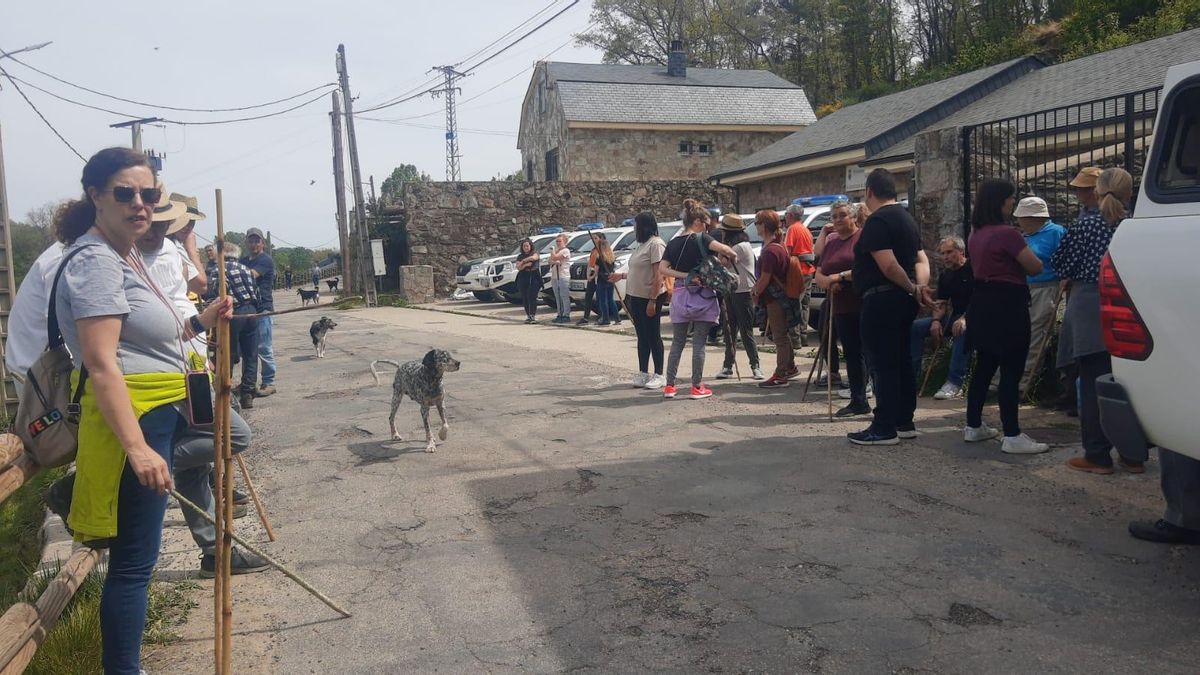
[1,0,599,249]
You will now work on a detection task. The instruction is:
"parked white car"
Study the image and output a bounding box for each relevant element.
[566,227,635,303]
[537,229,599,305]
[478,233,560,303]
[456,232,558,301]
[1098,61,1200,463]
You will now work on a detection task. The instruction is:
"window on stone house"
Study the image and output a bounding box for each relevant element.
[696,141,713,156]
[678,141,692,155]
[537,76,547,114]
[526,159,535,182]
[546,149,560,181]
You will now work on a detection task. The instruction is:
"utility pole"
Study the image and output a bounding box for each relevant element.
[330,91,352,292]
[336,44,376,307]
[0,123,18,416]
[429,66,469,181]
[110,116,162,152]
[369,175,377,207]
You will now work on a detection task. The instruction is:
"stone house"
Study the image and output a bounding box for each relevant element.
[517,43,816,182]
[713,27,1200,212]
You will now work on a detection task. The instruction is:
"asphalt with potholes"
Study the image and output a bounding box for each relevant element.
[149,293,1200,674]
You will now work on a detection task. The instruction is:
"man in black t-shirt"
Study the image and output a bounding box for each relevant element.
[911,236,974,400]
[849,169,932,445]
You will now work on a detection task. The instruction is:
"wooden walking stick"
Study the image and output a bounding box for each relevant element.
[802,300,829,399]
[171,490,352,618]
[213,189,235,674]
[920,335,944,397]
[235,455,276,542]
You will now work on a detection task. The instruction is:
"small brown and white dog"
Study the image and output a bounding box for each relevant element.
[370,349,461,452]
[309,316,337,358]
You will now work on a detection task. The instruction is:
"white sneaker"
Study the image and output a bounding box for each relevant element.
[964,425,1000,442]
[645,374,666,389]
[751,367,765,380]
[1002,433,1050,454]
[838,387,852,400]
[934,383,962,400]
[632,372,649,388]
[716,367,734,380]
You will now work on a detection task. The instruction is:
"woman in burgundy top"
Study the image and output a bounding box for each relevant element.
[964,179,1048,454]
[752,210,795,388]
[815,200,869,416]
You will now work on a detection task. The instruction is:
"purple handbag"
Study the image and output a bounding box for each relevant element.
[670,280,720,324]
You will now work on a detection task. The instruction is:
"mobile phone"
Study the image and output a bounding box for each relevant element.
[186,371,215,427]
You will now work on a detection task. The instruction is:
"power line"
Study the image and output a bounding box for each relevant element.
[4,74,331,126]
[1,51,335,113]
[0,63,85,161]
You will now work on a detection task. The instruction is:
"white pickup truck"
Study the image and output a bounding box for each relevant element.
[1098,61,1200,463]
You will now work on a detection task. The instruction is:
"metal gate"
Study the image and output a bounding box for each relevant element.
[962,87,1161,231]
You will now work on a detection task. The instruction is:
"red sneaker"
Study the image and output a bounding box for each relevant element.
[785,366,801,380]
[758,375,790,388]
[663,385,677,399]
[690,384,713,400]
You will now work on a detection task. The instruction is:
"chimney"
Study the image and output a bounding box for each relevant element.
[667,40,687,78]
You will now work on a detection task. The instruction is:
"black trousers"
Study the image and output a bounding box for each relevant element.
[1161,448,1200,530]
[520,275,540,318]
[723,292,760,370]
[1078,351,1115,465]
[834,313,867,406]
[581,279,596,319]
[967,349,1025,436]
[860,291,918,435]
[626,295,664,375]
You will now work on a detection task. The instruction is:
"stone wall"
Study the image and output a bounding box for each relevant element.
[563,129,794,181]
[399,180,732,294]
[912,127,969,253]
[397,265,434,305]
[733,166,912,212]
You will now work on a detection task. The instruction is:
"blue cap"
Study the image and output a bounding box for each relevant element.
[791,194,849,207]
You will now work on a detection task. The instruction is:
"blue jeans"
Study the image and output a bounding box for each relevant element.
[172,408,252,554]
[231,305,259,394]
[257,316,276,387]
[101,403,185,674]
[596,281,618,321]
[910,315,968,387]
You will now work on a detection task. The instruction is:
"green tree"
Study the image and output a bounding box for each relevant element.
[379,164,431,205]
[10,202,62,287]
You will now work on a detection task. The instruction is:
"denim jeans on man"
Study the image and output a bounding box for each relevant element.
[256,316,276,387]
[861,290,919,436]
[101,403,184,674]
[173,409,252,554]
[910,315,968,386]
[232,305,259,394]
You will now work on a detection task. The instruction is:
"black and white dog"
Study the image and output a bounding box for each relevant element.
[370,349,461,452]
[298,288,320,306]
[309,316,337,358]
[325,278,340,293]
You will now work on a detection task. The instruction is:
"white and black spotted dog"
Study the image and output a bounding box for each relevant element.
[309,316,337,358]
[369,349,461,452]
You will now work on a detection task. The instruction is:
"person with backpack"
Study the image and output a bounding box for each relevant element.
[661,204,737,399]
[752,209,801,388]
[46,148,233,673]
[715,214,764,380]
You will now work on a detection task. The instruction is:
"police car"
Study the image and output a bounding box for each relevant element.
[478,227,563,303]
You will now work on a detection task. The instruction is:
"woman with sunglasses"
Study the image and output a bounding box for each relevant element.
[53,147,232,674]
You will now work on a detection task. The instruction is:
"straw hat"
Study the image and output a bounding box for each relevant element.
[1013,196,1050,218]
[166,192,206,235]
[719,213,745,231]
[150,186,187,225]
[1069,166,1102,188]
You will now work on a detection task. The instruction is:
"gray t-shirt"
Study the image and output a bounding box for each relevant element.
[56,233,187,374]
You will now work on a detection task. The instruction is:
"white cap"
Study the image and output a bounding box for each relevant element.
[1013,196,1050,218]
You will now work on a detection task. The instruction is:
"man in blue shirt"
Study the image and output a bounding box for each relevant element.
[242,227,278,397]
[1014,197,1066,394]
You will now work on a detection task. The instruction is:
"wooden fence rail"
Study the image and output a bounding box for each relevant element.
[0,433,96,674]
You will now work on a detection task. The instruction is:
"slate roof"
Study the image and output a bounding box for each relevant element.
[869,27,1200,162]
[557,81,816,126]
[541,61,817,127]
[547,62,800,89]
[713,57,1039,178]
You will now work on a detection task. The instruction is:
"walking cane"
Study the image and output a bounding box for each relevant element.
[718,294,742,381]
[920,335,944,397]
[235,455,276,542]
[802,299,830,399]
[826,291,835,421]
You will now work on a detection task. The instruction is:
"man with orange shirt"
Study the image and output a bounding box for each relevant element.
[784,204,815,348]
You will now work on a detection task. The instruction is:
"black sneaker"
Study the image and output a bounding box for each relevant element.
[896,423,918,439]
[835,402,871,418]
[45,474,76,534]
[239,392,255,409]
[1129,519,1200,545]
[816,374,843,388]
[199,547,271,578]
[847,428,899,446]
[576,318,590,325]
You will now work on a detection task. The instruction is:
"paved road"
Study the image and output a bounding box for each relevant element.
[151,296,1200,673]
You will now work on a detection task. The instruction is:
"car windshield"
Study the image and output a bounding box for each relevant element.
[575,230,624,253]
[744,223,764,244]
[614,231,637,251]
[565,233,592,251]
[510,235,556,256]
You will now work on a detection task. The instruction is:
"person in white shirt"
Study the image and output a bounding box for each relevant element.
[5,242,66,380]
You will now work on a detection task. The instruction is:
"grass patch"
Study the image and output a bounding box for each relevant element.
[0,466,67,608]
[23,566,198,675]
[335,294,409,310]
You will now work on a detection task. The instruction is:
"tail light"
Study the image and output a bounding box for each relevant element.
[1099,253,1153,361]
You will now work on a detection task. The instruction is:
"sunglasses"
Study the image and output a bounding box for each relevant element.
[109,186,163,205]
